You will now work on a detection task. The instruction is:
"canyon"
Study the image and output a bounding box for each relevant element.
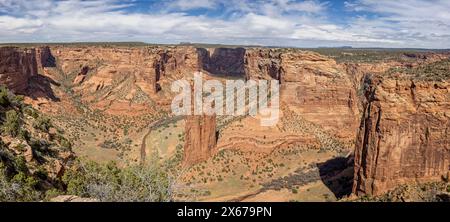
[0,44,449,201]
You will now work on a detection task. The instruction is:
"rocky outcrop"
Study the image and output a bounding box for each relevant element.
[0,47,37,94]
[244,48,282,81]
[183,114,217,167]
[36,46,56,70]
[152,47,200,92]
[353,74,450,196]
[73,66,89,85]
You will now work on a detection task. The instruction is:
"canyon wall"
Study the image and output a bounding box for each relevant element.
[46,46,200,113]
[353,74,450,196]
[278,51,359,142]
[244,48,282,81]
[244,49,359,143]
[0,47,37,94]
[52,46,199,95]
[2,45,449,196]
[36,46,56,70]
[183,114,217,167]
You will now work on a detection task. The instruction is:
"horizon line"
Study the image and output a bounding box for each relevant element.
[1,41,449,51]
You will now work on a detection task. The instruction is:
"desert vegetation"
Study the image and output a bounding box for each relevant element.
[351,181,450,202]
[310,48,438,63]
[386,58,450,81]
[61,159,173,202]
[0,86,173,202]
[2,44,449,202]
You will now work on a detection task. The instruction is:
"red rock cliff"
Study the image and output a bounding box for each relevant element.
[244,48,282,81]
[183,114,217,167]
[245,49,359,144]
[353,74,450,196]
[0,47,37,94]
[44,46,200,114]
[36,46,55,70]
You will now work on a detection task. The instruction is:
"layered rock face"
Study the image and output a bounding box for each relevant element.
[53,46,199,94]
[48,46,200,113]
[152,47,200,91]
[244,49,359,142]
[279,51,359,141]
[36,46,56,70]
[2,44,448,197]
[183,114,217,167]
[353,74,450,196]
[0,47,37,94]
[244,48,282,81]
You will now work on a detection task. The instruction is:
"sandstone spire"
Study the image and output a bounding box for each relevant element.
[183,114,217,167]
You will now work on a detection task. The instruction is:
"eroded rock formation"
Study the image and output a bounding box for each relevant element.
[52,46,198,95]
[0,47,37,94]
[2,44,449,197]
[279,51,360,142]
[183,114,217,167]
[353,74,450,196]
[36,46,56,70]
[244,48,283,81]
[244,49,359,143]
[45,46,200,114]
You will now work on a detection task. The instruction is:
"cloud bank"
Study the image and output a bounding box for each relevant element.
[0,0,449,48]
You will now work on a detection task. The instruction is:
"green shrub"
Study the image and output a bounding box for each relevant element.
[58,136,72,151]
[35,166,48,180]
[9,172,41,201]
[18,129,30,141]
[62,160,173,202]
[33,116,51,132]
[44,188,62,201]
[3,110,21,137]
[0,85,10,107]
[23,106,39,119]
[12,172,38,188]
[11,95,24,105]
[14,156,28,173]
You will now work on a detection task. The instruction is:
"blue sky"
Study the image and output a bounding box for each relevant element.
[1,0,450,48]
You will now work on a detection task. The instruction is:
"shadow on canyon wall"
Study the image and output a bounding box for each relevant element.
[28,47,59,101]
[27,74,60,102]
[42,53,56,68]
[197,48,246,77]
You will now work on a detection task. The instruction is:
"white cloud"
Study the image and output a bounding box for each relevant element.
[167,0,219,10]
[0,0,449,48]
[344,0,450,47]
[275,0,328,13]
